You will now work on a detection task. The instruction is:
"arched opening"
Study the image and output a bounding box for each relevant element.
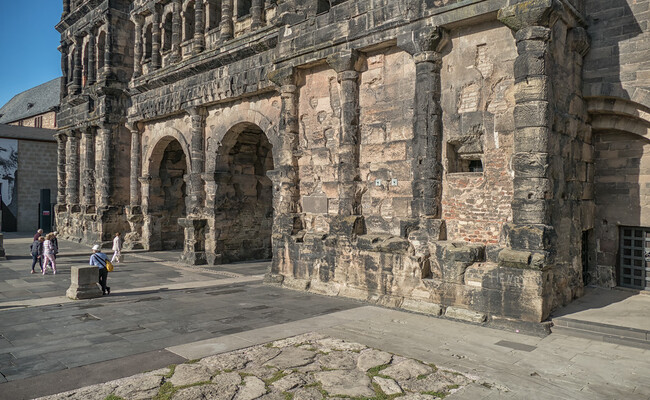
[149,138,188,250]
[97,31,106,73]
[237,0,251,18]
[163,12,173,52]
[317,0,331,13]
[82,42,89,86]
[206,0,221,30]
[144,23,153,60]
[214,122,274,262]
[183,1,196,41]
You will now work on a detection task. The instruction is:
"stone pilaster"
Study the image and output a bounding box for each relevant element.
[132,14,144,78]
[103,14,113,79]
[63,0,70,16]
[268,67,301,220]
[179,217,208,265]
[171,0,182,61]
[71,37,82,94]
[326,50,362,218]
[152,6,162,70]
[188,107,206,214]
[251,0,263,29]
[87,30,96,86]
[82,127,95,209]
[96,124,112,209]
[398,27,448,220]
[59,43,69,97]
[65,130,80,207]
[194,0,205,54]
[55,132,68,205]
[128,122,142,207]
[498,0,558,252]
[220,0,234,41]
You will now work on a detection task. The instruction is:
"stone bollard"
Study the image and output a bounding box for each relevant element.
[66,265,102,299]
[0,233,5,260]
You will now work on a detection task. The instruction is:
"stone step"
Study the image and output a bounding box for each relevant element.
[551,317,650,350]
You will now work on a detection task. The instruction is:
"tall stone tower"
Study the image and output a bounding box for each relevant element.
[55,0,133,245]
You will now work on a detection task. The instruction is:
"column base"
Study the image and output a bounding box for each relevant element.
[66,266,103,299]
[178,217,208,265]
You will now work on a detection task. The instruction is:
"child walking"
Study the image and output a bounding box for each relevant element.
[42,233,57,275]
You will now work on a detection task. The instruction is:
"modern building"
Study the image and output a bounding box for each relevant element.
[55,0,650,323]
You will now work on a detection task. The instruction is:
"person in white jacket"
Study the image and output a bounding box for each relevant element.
[111,232,122,263]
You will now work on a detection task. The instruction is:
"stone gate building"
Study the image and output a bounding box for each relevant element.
[55,0,650,323]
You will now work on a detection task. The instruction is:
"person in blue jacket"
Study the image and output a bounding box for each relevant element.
[89,244,110,295]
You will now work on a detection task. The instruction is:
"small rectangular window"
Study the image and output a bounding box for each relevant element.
[35,116,43,128]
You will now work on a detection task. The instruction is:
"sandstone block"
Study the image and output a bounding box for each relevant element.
[444,306,487,323]
[66,266,102,300]
[401,298,442,316]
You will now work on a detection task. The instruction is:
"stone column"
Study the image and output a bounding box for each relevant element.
[151,6,162,69]
[251,0,263,29]
[220,0,233,41]
[96,124,112,208]
[171,0,182,61]
[71,37,82,94]
[82,127,95,208]
[66,130,80,207]
[132,14,144,78]
[59,43,69,97]
[55,132,68,205]
[87,30,96,85]
[498,1,555,233]
[103,14,114,79]
[398,28,448,220]
[63,0,70,15]
[268,67,301,219]
[326,50,362,217]
[128,123,142,207]
[188,107,206,214]
[194,0,205,54]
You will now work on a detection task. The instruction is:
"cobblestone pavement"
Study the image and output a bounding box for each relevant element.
[36,332,482,400]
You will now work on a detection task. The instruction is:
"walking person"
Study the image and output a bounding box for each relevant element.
[30,236,44,274]
[33,229,43,241]
[42,233,58,275]
[51,232,59,259]
[90,245,110,295]
[111,232,122,263]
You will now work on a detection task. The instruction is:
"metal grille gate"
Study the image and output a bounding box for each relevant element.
[619,227,650,290]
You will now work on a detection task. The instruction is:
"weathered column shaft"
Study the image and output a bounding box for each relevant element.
[251,0,263,29]
[103,14,113,78]
[96,125,112,208]
[82,128,95,206]
[268,68,300,219]
[412,51,443,218]
[60,43,69,97]
[63,0,70,14]
[327,50,361,216]
[220,0,233,41]
[188,108,206,212]
[56,133,67,205]
[129,125,141,207]
[152,9,162,69]
[194,0,205,53]
[133,16,144,78]
[171,0,182,60]
[87,31,96,85]
[66,131,80,205]
[72,38,82,94]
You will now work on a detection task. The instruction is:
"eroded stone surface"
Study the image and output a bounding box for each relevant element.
[36,333,477,400]
[169,363,213,386]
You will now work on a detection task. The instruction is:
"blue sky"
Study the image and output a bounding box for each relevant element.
[0,1,63,107]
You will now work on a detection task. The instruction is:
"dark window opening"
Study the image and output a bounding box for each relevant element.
[162,13,173,51]
[35,116,43,128]
[207,0,221,30]
[238,0,251,17]
[317,0,331,13]
[468,159,483,173]
[619,226,649,290]
[184,1,196,41]
[144,24,153,60]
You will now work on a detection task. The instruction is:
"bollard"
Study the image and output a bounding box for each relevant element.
[66,265,102,299]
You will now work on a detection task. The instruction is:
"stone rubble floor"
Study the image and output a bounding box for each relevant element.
[36,332,485,400]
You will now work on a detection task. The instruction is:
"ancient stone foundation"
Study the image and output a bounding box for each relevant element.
[56,0,650,322]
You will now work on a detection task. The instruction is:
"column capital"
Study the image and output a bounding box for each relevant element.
[131,13,144,26]
[127,121,143,133]
[397,26,449,56]
[268,66,297,88]
[187,106,207,119]
[66,129,80,139]
[497,0,562,32]
[326,49,362,74]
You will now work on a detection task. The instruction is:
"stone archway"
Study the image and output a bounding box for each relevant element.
[146,137,189,251]
[213,122,274,262]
